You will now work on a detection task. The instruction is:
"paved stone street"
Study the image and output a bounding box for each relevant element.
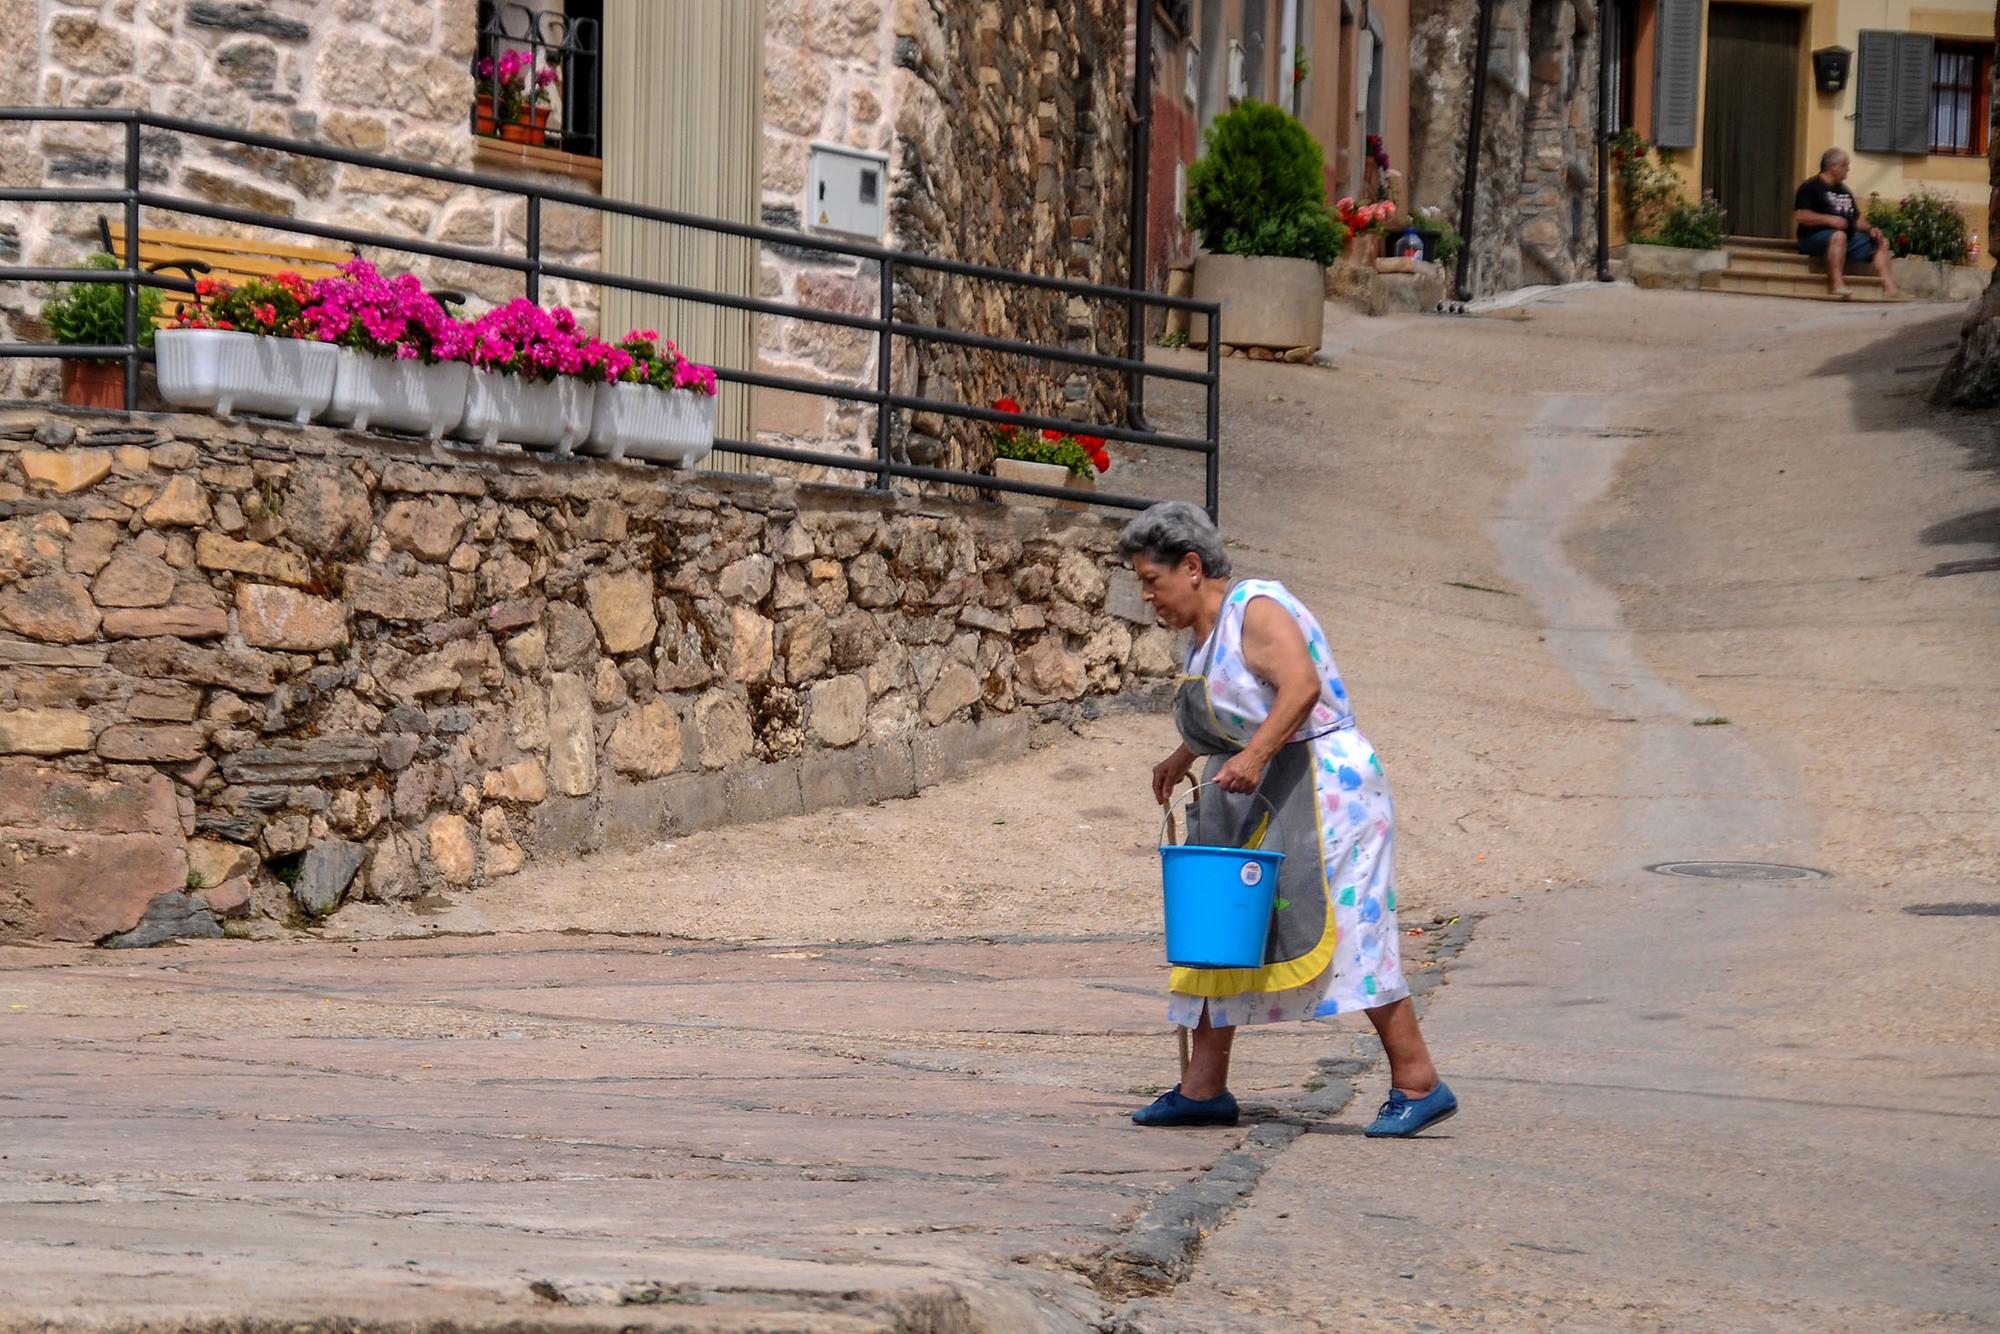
[5,287,1998,1330]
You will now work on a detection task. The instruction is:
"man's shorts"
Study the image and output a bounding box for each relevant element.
[1799,228,1875,262]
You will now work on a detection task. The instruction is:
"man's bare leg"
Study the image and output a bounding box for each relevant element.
[1826,238,1849,296]
[1873,242,1900,297]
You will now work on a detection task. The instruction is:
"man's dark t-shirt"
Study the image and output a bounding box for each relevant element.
[1795,175,1857,241]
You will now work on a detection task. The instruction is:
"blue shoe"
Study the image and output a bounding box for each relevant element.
[1131,1085,1240,1127]
[1363,1082,1458,1137]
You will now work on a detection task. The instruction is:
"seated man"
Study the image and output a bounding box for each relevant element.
[1795,149,1900,299]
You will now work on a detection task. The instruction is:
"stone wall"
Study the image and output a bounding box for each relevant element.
[0,0,615,401]
[0,404,1177,945]
[753,0,899,464]
[889,0,1132,473]
[1408,0,1601,295]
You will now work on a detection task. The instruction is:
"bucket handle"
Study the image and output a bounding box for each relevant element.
[1160,781,1278,850]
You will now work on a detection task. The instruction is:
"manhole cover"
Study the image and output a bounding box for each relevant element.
[1903,903,2000,917]
[1645,861,1829,882]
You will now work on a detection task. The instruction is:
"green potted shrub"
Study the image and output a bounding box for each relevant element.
[39,253,162,409]
[1185,102,1345,353]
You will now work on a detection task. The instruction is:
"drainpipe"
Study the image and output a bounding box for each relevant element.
[1280,0,1301,114]
[1595,0,1613,280]
[1127,0,1156,431]
[1454,0,1500,302]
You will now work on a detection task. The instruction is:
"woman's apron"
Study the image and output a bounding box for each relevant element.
[1170,622,1336,1001]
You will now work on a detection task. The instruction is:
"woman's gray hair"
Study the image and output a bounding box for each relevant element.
[1118,501,1233,580]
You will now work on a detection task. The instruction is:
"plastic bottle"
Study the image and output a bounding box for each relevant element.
[1395,226,1425,260]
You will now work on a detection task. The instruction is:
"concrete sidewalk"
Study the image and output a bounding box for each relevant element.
[0,929,1428,1330]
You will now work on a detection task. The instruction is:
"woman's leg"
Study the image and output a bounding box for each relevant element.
[1180,1009,1236,1099]
[1364,996,1439,1096]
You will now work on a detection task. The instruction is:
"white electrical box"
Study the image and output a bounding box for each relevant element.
[807,143,889,239]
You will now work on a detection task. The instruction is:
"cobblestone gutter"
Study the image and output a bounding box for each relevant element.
[0,405,1178,945]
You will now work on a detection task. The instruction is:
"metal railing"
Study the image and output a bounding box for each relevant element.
[0,107,1222,516]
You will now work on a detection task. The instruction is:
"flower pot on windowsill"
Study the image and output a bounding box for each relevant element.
[990,456,1094,512]
[577,382,718,468]
[500,106,551,147]
[319,348,470,438]
[452,371,593,452]
[474,94,499,137]
[154,328,339,424]
[60,361,126,410]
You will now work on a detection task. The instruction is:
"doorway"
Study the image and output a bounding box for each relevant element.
[1701,4,1802,238]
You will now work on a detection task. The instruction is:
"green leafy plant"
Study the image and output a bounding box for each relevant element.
[1652,192,1728,250]
[1870,186,1969,263]
[1185,102,1346,266]
[40,253,163,361]
[1610,130,1683,240]
[988,398,1109,481]
[1413,205,1466,268]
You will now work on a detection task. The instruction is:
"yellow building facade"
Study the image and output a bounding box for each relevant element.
[1620,0,1994,260]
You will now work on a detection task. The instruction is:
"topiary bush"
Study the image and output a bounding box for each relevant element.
[1185,102,1346,266]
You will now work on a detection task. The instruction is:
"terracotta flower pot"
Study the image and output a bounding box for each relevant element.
[474,94,498,137]
[60,361,124,410]
[500,106,551,146]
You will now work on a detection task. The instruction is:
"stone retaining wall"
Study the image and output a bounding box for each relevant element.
[0,404,1177,945]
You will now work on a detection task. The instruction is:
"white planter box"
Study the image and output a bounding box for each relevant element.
[320,349,470,438]
[153,329,338,424]
[991,456,1094,512]
[452,372,593,452]
[579,382,718,468]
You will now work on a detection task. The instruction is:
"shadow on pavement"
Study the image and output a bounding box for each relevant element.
[1811,310,2000,566]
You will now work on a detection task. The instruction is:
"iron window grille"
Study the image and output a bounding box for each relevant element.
[474,1,603,158]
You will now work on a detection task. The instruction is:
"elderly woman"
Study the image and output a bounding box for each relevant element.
[1120,502,1455,1137]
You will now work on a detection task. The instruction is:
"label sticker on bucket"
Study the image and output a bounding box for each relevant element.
[1240,861,1264,888]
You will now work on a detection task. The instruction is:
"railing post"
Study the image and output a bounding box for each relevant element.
[524,193,542,304]
[121,116,141,412]
[1204,319,1221,522]
[874,255,894,490]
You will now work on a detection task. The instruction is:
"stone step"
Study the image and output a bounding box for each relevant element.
[1723,234,1798,250]
[1724,256,1880,283]
[1699,271,1891,301]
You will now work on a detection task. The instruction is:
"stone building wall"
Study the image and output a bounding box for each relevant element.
[1408,0,1602,295]
[889,0,1133,473]
[0,0,612,400]
[0,404,1179,945]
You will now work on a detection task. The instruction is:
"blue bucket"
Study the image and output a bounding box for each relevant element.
[1160,843,1285,967]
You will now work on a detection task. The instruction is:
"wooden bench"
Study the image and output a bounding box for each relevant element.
[100,219,356,325]
[97,219,468,325]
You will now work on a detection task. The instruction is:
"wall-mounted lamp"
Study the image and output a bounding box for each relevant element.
[1813,46,1852,94]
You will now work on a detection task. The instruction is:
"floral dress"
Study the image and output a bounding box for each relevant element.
[1167,580,1410,1028]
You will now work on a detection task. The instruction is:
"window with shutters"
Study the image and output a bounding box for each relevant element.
[1856,29,1947,155]
[1650,0,1702,149]
[1930,41,1991,156]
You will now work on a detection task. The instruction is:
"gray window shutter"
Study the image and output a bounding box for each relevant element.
[1651,0,1703,149]
[1854,30,1897,152]
[1894,32,1936,154]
